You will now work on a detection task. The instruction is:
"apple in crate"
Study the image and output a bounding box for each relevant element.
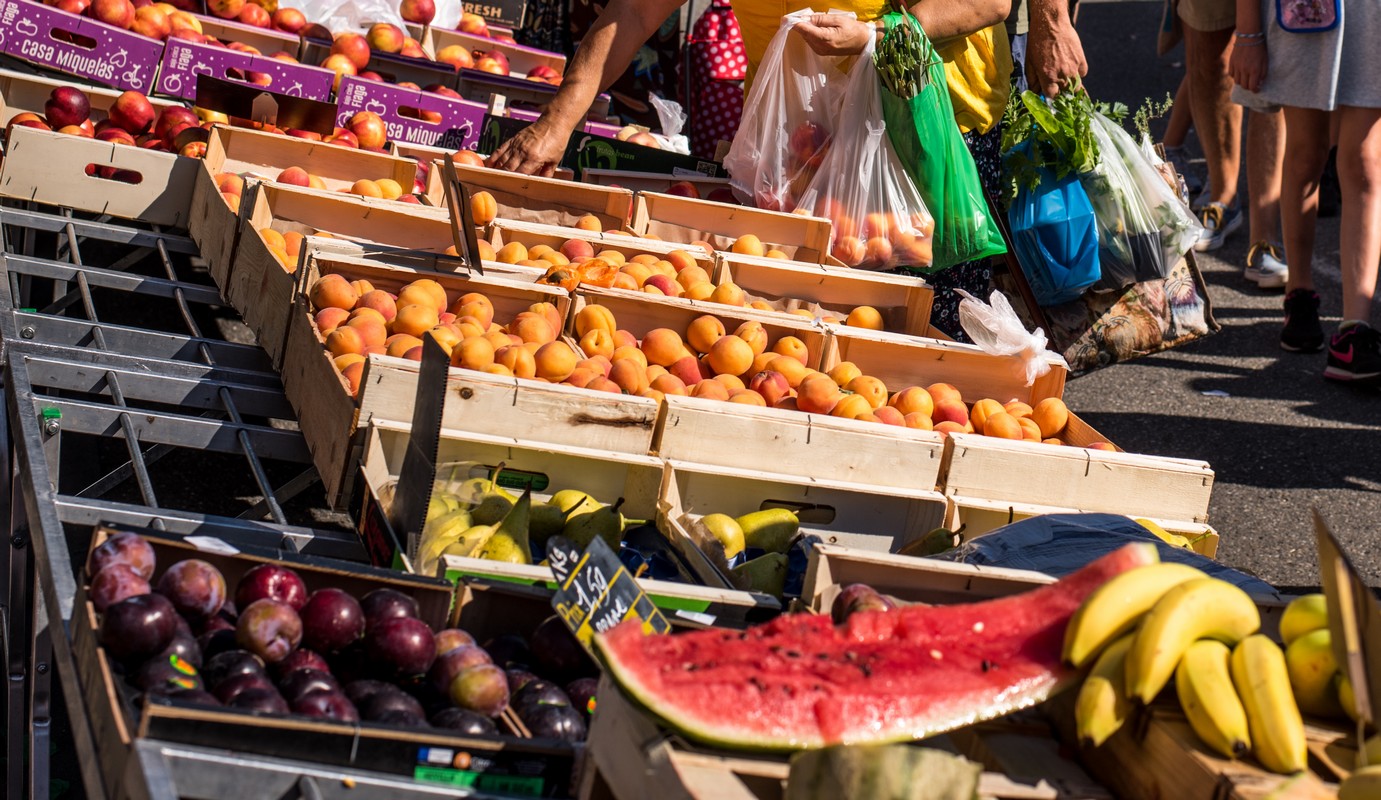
[131,5,172,38]
[238,3,270,27]
[204,0,244,19]
[44,86,90,130]
[474,50,509,76]
[400,0,435,25]
[109,91,156,135]
[92,0,136,29]
[435,45,473,69]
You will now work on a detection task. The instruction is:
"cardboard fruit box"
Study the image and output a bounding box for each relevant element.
[714,250,936,338]
[156,38,336,102]
[70,523,585,798]
[191,13,303,58]
[203,124,419,196]
[629,191,836,264]
[302,37,461,92]
[424,161,635,231]
[423,27,566,79]
[0,125,200,227]
[335,74,492,151]
[0,0,164,92]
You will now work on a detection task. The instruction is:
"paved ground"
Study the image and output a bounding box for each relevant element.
[1062,0,1381,589]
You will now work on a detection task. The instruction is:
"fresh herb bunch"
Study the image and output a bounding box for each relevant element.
[1133,93,1174,142]
[874,12,930,99]
[1000,79,1127,202]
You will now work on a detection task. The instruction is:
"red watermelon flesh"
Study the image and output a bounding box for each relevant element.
[597,542,1158,751]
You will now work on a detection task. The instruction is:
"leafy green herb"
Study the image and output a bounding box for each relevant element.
[1132,93,1174,142]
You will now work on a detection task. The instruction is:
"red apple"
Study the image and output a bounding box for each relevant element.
[155,105,199,144]
[270,7,304,32]
[95,128,137,145]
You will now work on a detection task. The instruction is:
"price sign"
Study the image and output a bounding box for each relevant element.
[548,536,670,653]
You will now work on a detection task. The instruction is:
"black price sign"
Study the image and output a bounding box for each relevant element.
[464,0,526,29]
[548,536,669,653]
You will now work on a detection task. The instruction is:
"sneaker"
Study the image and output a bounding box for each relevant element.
[1194,203,1243,251]
[1280,289,1325,353]
[1245,241,1288,289]
[1323,324,1381,384]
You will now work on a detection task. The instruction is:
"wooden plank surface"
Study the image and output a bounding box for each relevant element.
[629,192,834,263]
[205,124,417,192]
[425,161,634,229]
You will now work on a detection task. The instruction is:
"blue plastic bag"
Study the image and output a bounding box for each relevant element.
[1007,144,1102,306]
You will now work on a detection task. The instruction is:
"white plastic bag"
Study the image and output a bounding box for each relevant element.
[722,10,847,211]
[957,290,1066,387]
[795,39,935,270]
[648,94,691,154]
[292,0,407,34]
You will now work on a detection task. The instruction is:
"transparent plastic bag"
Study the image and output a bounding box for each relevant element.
[722,10,847,212]
[294,0,407,35]
[648,94,691,155]
[794,39,935,270]
[956,289,1066,386]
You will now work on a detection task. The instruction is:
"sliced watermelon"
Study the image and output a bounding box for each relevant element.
[597,542,1158,751]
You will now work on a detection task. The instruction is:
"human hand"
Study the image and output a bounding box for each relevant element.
[793,14,875,57]
[1026,16,1088,97]
[1229,40,1267,93]
[487,117,569,176]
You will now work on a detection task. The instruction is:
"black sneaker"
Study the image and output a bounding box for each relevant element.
[1280,289,1325,353]
[1323,324,1381,384]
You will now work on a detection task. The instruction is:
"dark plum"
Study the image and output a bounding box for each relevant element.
[512,680,570,714]
[234,564,308,611]
[197,628,239,661]
[482,634,530,668]
[156,559,227,620]
[830,583,894,624]
[101,593,179,662]
[236,598,302,663]
[229,687,289,715]
[278,668,339,702]
[87,532,156,579]
[131,655,202,694]
[213,672,276,704]
[565,677,598,718]
[196,614,235,637]
[291,689,359,722]
[428,645,492,696]
[89,564,151,612]
[529,616,594,681]
[520,703,587,742]
[360,588,419,630]
[343,679,397,708]
[434,628,476,657]
[448,664,509,718]
[299,588,365,654]
[359,689,425,721]
[167,688,220,707]
[374,709,429,729]
[431,708,498,735]
[365,617,435,679]
[202,649,266,689]
[155,633,203,670]
[328,640,372,684]
[505,668,539,693]
[271,648,330,680]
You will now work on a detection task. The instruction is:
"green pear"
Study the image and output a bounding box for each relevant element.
[475,489,533,564]
[528,503,569,545]
[732,553,789,597]
[700,513,746,559]
[548,489,601,520]
[562,498,626,550]
[735,508,800,554]
[425,493,454,524]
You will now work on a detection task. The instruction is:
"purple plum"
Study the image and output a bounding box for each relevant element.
[291,688,359,722]
[374,709,429,729]
[87,532,156,579]
[197,628,239,661]
[101,593,179,663]
[520,703,587,742]
[434,628,476,657]
[428,645,492,696]
[229,687,289,715]
[234,564,308,611]
[202,649,266,689]
[155,632,203,670]
[343,679,397,708]
[365,617,435,679]
[359,689,425,721]
[431,708,497,735]
[271,648,330,680]
[236,598,303,663]
[89,564,151,612]
[213,672,276,704]
[505,668,539,693]
[278,668,339,702]
[482,634,530,668]
[299,588,365,654]
[156,559,227,620]
[131,655,203,695]
[831,583,895,624]
[360,588,419,630]
[565,677,598,718]
[529,616,594,681]
[448,664,509,718]
[167,688,220,707]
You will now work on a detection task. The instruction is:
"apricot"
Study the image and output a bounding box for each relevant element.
[532,341,578,381]
[768,355,811,388]
[684,282,715,301]
[333,353,366,371]
[259,228,287,252]
[1004,400,1034,418]
[926,383,964,407]
[1031,398,1070,438]
[393,303,440,337]
[863,237,893,265]
[828,361,862,387]
[845,375,888,409]
[349,307,386,326]
[574,214,602,232]
[765,249,789,260]
[690,379,730,401]
[282,231,305,258]
[855,413,881,424]
[709,282,746,307]
[831,236,866,266]
[476,240,497,261]
[613,330,638,349]
[579,329,614,358]
[706,335,754,376]
[483,363,514,377]
[350,179,384,198]
[341,361,365,396]
[750,352,778,375]
[496,242,528,264]
[1087,442,1117,451]
[747,301,772,312]
[685,315,725,354]
[676,265,711,290]
[595,250,626,267]
[609,359,649,394]
[326,326,365,357]
[864,212,898,240]
[428,326,462,354]
[400,279,447,312]
[933,421,968,437]
[832,394,873,419]
[669,355,708,387]
[385,334,424,358]
[611,346,647,367]
[528,302,563,335]
[775,396,800,411]
[314,307,349,336]
[982,411,1023,440]
[620,263,653,286]
[451,337,495,370]
[1042,438,1065,446]
[903,412,934,431]
[931,399,970,427]
[221,192,241,212]
[310,274,358,311]
[650,374,688,396]
[452,293,495,328]
[586,377,623,394]
[713,373,746,392]
[470,190,497,225]
[564,368,599,388]
[643,274,680,297]
[969,398,1006,434]
[734,321,769,356]
[640,328,686,368]
[731,234,766,257]
[666,250,698,273]
[511,313,556,344]
[574,304,617,339]
[729,389,766,406]
[845,306,885,330]
[771,336,809,364]
[1017,417,1042,442]
[796,374,842,414]
[578,356,612,377]
[748,371,790,406]
[376,179,404,200]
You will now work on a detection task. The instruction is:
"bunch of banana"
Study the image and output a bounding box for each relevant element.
[1066,562,1308,774]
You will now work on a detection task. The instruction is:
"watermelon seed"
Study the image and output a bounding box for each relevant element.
[785,650,801,659]
[981,660,994,672]
[816,653,830,660]
[683,663,698,672]
[859,663,872,677]
[845,651,858,661]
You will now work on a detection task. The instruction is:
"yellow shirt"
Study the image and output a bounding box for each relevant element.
[736,1,1011,134]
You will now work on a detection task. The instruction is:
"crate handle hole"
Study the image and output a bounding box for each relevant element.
[398,105,443,124]
[759,500,835,525]
[51,29,98,50]
[225,68,272,89]
[85,165,144,185]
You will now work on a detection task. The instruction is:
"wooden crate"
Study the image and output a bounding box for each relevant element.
[424,162,635,230]
[393,140,579,188]
[821,328,1069,408]
[654,394,946,494]
[582,169,731,195]
[799,542,1057,615]
[0,126,199,228]
[280,258,590,506]
[0,68,184,127]
[659,459,948,589]
[204,125,418,194]
[629,191,835,263]
[489,218,716,266]
[422,27,566,77]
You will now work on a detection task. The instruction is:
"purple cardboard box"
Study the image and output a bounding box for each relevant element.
[0,0,163,92]
[335,75,487,150]
[157,39,335,102]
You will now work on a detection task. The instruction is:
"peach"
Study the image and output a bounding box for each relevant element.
[650,374,688,396]
[435,44,474,70]
[1031,398,1069,438]
[831,393,873,420]
[731,234,766,257]
[845,306,885,330]
[705,335,753,376]
[494,345,536,378]
[796,374,842,414]
[729,389,766,406]
[609,359,649,394]
[314,307,350,335]
[640,328,685,368]
[310,274,358,311]
[277,166,311,187]
[561,238,594,261]
[611,346,647,367]
[969,398,1005,434]
[331,32,371,70]
[271,7,306,31]
[496,242,528,264]
[748,371,790,406]
[470,191,497,225]
[685,315,724,354]
[511,313,556,344]
[326,326,365,357]
[666,250,698,273]
[982,411,1023,440]
[827,361,862,387]
[770,336,810,364]
[931,399,969,427]
[366,22,404,54]
[347,110,387,150]
[903,412,934,431]
[132,5,171,38]
[831,236,866,267]
[768,355,811,388]
[1017,417,1042,442]
[392,304,439,337]
[708,282,746,307]
[846,375,888,409]
[385,334,424,358]
[308,175,327,190]
[238,3,269,27]
[574,215,602,233]
[534,341,578,381]
[926,383,963,407]
[872,406,906,426]
[451,337,495,370]
[320,54,356,92]
[863,237,893,266]
[93,0,137,27]
[1004,400,1034,418]
[690,380,730,402]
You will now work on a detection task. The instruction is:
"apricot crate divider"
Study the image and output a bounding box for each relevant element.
[653,394,946,494]
[0,125,201,228]
[629,191,836,263]
[714,250,937,339]
[423,160,635,230]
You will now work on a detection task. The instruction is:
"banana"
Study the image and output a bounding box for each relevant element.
[1339,766,1381,800]
[1176,640,1251,758]
[1075,633,1136,747]
[1231,634,1307,775]
[1126,578,1261,703]
[1063,561,1203,668]
[1134,518,1192,548]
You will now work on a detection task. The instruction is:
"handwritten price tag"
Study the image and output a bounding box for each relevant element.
[548,536,670,653]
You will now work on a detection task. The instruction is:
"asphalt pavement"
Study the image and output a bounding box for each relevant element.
[1061,0,1380,588]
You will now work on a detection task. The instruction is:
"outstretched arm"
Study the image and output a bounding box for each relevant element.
[1026,0,1088,97]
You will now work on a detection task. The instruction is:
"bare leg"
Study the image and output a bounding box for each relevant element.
[1280,106,1332,293]
[1245,108,1284,245]
[1164,75,1193,149]
[1183,25,1240,208]
[1334,105,1381,325]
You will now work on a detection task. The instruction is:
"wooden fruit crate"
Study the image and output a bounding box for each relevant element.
[821,327,1069,408]
[654,394,946,494]
[658,458,949,589]
[714,251,935,337]
[0,68,184,128]
[629,191,835,264]
[582,169,731,195]
[424,161,635,230]
[0,125,200,228]
[488,219,717,268]
[281,256,603,507]
[422,27,567,78]
[204,125,419,195]
[217,182,460,364]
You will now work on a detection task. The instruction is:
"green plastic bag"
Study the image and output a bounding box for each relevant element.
[879,11,1006,271]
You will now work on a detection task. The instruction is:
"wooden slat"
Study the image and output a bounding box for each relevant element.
[424,161,634,229]
[629,192,834,263]
[204,124,418,193]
